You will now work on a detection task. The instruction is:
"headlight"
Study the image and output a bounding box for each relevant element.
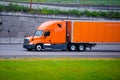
[24,39,29,45]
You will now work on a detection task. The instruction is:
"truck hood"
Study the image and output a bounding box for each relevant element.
[25,36,33,40]
[25,36,42,42]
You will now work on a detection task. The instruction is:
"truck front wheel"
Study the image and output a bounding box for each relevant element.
[35,44,42,51]
[77,44,86,51]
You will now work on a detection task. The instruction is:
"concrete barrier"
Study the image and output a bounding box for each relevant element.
[0,38,24,43]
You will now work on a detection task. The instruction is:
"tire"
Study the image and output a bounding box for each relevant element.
[68,44,76,51]
[35,44,42,51]
[77,44,86,51]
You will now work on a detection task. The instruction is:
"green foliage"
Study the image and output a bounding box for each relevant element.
[0,4,5,11]
[4,4,29,12]
[107,11,120,19]
[41,8,51,14]
[60,10,69,15]
[100,11,108,17]
[0,3,120,19]
[53,9,61,14]
[84,10,91,17]
[68,9,82,16]
[91,11,101,17]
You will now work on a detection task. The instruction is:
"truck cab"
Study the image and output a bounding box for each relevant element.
[23,20,67,51]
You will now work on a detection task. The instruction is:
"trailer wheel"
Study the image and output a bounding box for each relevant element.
[68,44,76,51]
[35,44,42,51]
[77,44,86,51]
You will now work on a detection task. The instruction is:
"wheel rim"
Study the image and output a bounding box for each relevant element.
[36,45,42,51]
[71,45,76,51]
[79,45,84,51]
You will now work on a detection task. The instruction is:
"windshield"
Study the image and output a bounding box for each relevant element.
[34,30,43,36]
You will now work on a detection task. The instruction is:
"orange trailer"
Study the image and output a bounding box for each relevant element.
[68,21,120,43]
[23,20,120,51]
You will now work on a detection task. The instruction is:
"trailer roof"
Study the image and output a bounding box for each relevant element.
[64,20,120,22]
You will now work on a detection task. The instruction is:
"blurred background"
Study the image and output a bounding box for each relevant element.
[0,0,120,43]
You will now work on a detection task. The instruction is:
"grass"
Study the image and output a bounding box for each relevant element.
[5,0,120,5]
[0,58,120,80]
[0,4,120,19]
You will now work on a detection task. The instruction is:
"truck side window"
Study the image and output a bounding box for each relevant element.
[57,24,61,28]
[34,30,43,36]
[44,31,50,36]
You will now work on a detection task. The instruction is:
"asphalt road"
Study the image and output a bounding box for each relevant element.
[0,44,120,58]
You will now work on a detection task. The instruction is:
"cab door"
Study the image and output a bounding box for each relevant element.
[43,30,51,43]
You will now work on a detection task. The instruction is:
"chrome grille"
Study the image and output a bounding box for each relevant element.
[24,39,29,45]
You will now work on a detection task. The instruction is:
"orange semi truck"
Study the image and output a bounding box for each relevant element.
[23,20,120,51]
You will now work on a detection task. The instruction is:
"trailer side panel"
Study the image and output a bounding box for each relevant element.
[73,21,120,43]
